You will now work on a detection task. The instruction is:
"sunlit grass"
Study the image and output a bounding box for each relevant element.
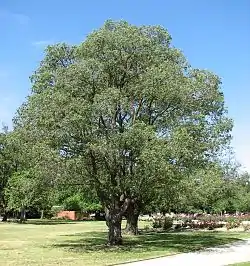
[0,219,249,265]
[230,263,250,266]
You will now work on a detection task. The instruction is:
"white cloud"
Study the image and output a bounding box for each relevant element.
[0,9,30,25]
[31,40,54,48]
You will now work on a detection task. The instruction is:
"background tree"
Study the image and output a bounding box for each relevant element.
[0,126,21,221]
[54,185,102,213]
[14,21,232,244]
[171,163,250,215]
[228,172,250,213]
[177,165,225,213]
[0,126,10,221]
[5,171,35,222]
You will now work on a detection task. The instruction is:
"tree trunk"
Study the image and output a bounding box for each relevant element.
[108,219,122,245]
[125,211,139,235]
[1,212,8,222]
[1,201,8,222]
[40,210,44,219]
[125,200,140,235]
[20,208,26,223]
[105,207,122,245]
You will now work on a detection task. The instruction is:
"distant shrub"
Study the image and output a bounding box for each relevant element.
[176,215,224,230]
[51,206,64,217]
[226,218,241,230]
[163,217,173,230]
[152,216,173,230]
[63,195,82,211]
[242,223,250,232]
[174,224,182,230]
[144,224,150,231]
[81,202,102,213]
[51,216,69,221]
[152,217,162,228]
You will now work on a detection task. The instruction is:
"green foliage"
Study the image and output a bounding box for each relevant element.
[152,217,163,229]
[169,163,250,214]
[63,194,82,211]
[152,216,173,230]
[14,20,232,210]
[242,223,250,232]
[0,128,21,217]
[53,184,102,213]
[82,201,102,212]
[50,205,64,217]
[226,217,241,230]
[5,168,54,217]
[163,217,174,230]
[5,171,36,211]
[62,194,102,212]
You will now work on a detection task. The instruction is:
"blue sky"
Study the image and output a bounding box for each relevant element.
[0,0,249,171]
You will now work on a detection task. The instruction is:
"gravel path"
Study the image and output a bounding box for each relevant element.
[120,239,250,266]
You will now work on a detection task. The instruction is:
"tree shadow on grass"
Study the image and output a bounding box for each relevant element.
[51,230,244,255]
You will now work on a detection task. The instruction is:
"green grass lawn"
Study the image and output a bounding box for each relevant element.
[230,263,250,266]
[0,219,249,266]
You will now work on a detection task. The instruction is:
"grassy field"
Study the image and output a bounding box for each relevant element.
[0,220,249,266]
[231,263,250,266]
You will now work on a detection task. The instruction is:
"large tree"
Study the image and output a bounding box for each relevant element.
[15,21,232,244]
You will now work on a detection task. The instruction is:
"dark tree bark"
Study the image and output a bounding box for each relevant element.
[107,219,122,245]
[125,211,139,235]
[124,200,140,235]
[105,206,123,245]
[1,201,8,222]
[20,208,26,223]
[1,211,8,222]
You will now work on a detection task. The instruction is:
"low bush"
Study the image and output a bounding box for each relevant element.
[174,223,182,230]
[144,224,151,231]
[163,217,173,230]
[152,217,163,228]
[50,206,64,217]
[242,223,250,232]
[226,218,241,230]
[152,213,250,231]
[175,215,224,230]
[152,216,173,230]
[51,216,68,220]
